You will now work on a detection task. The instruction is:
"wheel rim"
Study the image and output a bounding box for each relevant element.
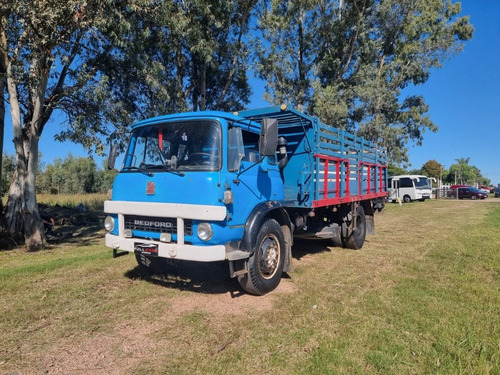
[257,234,281,279]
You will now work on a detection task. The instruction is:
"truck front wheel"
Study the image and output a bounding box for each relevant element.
[238,219,285,295]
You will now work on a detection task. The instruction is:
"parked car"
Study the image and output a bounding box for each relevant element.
[478,185,495,193]
[495,187,500,198]
[450,184,469,190]
[477,186,491,194]
[448,186,488,200]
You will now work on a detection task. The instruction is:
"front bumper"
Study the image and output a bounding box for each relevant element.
[106,233,226,262]
[104,200,252,262]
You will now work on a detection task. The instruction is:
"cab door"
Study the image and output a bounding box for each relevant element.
[226,127,283,226]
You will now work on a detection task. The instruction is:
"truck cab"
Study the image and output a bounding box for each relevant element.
[105,111,291,295]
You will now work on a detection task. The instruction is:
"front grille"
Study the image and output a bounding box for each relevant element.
[124,215,193,235]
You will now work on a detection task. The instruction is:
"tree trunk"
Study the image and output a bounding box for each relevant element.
[6,138,45,251]
[4,55,46,251]
[0,27,6,227]
[199,61,206,111]
[0,80,4,228]
[0,78,5,188]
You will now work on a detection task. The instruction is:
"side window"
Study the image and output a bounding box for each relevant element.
[241,130,260,163]
[241,129,278,165]
[400,178,413,188]
[227,127,245,171]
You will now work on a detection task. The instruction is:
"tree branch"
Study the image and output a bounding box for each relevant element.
[215,0,256,109]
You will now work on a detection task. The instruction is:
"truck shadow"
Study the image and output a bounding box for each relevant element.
[291,238,332,260]
[124,260,245,296]
[123,239,333,296]
[47,224,104,247]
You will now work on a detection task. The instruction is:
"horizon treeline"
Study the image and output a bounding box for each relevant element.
[1,153,117,196]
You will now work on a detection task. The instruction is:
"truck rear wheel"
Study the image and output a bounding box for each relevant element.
[238,218,285,295]
[344,205,366,250]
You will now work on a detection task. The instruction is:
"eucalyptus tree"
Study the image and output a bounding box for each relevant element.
[256,0,473,163]
[254,0,323,111]
[0,23,5,219]
[1,0,258,250]
[100,0,256,129]
[0,0,139,250]
[178,0,255,111]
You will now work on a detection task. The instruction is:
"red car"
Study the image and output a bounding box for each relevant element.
[478,185,494,193]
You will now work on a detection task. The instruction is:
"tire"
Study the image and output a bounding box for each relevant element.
[344,205,367,250]
[329,225,343,247]
[403,195,411,203]
[238,219,285,295]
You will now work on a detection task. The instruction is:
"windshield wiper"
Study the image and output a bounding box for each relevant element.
[122,165,153,177]
[123,165,185,177]
[150,165,185,176]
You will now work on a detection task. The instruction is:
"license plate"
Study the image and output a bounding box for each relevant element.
[135,243,158,255]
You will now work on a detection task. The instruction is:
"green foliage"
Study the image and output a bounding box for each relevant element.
[0,0,131,154]
[95,0,255,142]
[408,168,423,175]
[256,0,474,163]
[1,0,143,246]
[421,159,444,180]
[254,0,321,111]
[35,154,116,195]
[1,153,15,196]
[445,157,490,185]
[388,163,407,176]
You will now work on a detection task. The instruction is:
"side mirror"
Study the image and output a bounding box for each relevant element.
[259,118,278,157]
[108,143,118,170]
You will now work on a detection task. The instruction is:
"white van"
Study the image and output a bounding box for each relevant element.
[388,175,432,203]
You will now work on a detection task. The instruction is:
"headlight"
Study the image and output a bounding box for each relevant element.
[197,222,213,241]
[104,216,115,232]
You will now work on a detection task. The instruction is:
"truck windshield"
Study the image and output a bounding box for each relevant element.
[123,120,221,172]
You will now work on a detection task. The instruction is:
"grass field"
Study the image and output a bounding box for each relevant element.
[1,199,499,374]
[36,193,108,211]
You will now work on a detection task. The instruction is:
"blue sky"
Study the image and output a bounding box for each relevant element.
[3,1,499,185]
[400,0,500,185]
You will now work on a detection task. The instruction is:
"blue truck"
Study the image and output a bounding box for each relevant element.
[104,105,388,295]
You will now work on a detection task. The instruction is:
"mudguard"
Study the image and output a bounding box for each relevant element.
[240,201,293,273]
